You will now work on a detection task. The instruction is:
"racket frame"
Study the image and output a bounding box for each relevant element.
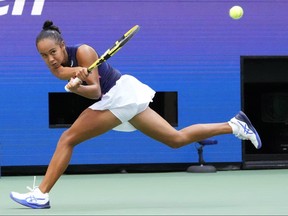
[65,25,140,91]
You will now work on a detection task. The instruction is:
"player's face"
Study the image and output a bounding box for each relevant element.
[37,38,66,70]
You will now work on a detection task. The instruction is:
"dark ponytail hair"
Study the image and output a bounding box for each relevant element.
[36,20,64,46]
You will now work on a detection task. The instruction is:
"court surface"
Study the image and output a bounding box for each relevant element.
[1,169,288,215]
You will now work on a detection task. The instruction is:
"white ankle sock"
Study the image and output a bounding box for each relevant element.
[228,120,238,135]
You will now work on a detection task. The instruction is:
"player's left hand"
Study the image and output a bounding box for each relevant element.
[75,67,89,82]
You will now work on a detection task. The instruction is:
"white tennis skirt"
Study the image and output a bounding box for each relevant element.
[89,75,155,132]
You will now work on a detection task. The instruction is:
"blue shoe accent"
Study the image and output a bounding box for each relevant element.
[235,111,262,149]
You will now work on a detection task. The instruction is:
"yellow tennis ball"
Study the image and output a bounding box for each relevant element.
[229,6,244,20]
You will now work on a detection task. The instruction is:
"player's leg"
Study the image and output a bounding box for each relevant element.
[39,108,122,193]
[129,107,231,148]
[129,107,261,149]
[10,108,121,209]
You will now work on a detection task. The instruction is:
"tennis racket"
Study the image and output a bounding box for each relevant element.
[65,25,140,92]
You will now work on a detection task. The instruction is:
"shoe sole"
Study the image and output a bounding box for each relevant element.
[10,193,50,209]
[235,111,262,149]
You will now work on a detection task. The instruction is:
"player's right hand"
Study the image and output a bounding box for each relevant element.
[65,77,82,92]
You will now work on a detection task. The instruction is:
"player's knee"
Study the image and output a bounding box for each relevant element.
[59,129,78,147]
[164,136,186,149]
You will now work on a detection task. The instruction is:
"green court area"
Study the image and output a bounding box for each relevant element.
[1,169,288,215]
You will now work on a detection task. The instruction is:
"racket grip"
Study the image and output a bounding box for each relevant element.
[64,85,71,92]
[64,77,82,92]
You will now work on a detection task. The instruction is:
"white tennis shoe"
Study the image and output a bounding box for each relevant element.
[10,177,50,209]
[10,187,50,209]
[228,111,262,149]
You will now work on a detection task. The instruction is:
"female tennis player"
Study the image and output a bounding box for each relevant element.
[10,20,262,209]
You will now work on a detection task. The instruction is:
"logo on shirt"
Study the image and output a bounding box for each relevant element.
[0,0,45,16]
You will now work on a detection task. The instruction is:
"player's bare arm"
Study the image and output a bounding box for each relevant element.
[66,44,102,99]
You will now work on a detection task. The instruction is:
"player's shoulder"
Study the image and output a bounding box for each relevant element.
[78,44,95,52]
[76,44,96,56]
[76,44,97,63]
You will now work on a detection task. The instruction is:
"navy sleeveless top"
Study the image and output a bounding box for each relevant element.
[64,45,122,94]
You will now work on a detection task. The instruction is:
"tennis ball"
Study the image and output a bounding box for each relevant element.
[229,6,244,20]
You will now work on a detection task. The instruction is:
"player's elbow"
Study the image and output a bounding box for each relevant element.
[90,86,102,100]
